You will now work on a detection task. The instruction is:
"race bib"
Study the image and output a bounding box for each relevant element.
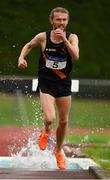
[46,56,67,70]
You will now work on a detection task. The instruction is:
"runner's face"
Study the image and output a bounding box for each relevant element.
[51,12,69,31]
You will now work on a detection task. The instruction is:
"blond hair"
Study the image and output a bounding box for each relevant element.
[49,7,69,21]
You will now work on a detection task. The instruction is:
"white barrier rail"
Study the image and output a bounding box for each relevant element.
[0,78,110,98]
[32,79,79,92]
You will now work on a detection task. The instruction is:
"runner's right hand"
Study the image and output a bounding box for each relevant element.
[18,58,28,68]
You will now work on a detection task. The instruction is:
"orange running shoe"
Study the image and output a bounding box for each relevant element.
[54,149,66,170]
[38,132,48,150]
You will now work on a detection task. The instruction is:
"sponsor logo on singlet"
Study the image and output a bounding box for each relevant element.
[46,48,56,52]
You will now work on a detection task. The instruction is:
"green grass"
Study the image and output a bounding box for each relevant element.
[0,93,43,127]
[0,93,110,128]
[65,133,110,172]
[70,98,110,128]
[82,148,110,172]
[65,134,110,144]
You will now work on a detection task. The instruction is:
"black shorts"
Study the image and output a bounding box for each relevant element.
[38,78,72,97]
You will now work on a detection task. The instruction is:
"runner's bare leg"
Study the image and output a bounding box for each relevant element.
[40,91,55,133]
[55,96,71,152]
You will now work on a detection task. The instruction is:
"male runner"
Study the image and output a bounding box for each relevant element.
[18,7,79,169]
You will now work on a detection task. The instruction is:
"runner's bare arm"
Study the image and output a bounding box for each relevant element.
[18,32,45,68]
[64,33,79,60]
[54,29,79,60]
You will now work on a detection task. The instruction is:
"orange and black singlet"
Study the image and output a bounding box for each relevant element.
[38,31,73,81]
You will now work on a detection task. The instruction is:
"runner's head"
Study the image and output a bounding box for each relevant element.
[49,7,69,31]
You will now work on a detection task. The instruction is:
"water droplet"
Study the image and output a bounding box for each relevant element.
[12,45,16,48]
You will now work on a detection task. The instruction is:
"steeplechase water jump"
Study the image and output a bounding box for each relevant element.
[0,4,110,179]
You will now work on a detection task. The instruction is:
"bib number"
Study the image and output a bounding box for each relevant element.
[46,60,66,70]
[52,62,59,69]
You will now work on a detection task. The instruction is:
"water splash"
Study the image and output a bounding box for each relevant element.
[11,133,58,169]
[9,130,81,170]
[16,90,29,127]
[26,94,43,127]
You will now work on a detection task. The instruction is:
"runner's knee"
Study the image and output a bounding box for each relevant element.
[59,118,68,128]
[44,114,55,125]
